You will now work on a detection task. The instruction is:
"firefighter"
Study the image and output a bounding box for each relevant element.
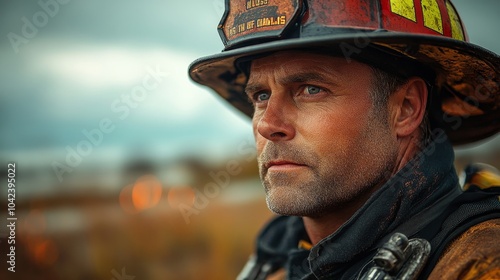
[189,0,500,279]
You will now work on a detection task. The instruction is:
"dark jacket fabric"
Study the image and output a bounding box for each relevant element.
[245,136,500,280]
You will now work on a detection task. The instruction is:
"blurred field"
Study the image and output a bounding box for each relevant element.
[0,157,275,280]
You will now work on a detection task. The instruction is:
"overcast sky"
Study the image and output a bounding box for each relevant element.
[0,0,498,165]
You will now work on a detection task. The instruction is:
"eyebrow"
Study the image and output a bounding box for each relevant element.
[244,83,264,97]
[280,72,331,85]
[245,72,336,97]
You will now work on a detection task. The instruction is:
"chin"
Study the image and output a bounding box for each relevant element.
[264,187,322,217]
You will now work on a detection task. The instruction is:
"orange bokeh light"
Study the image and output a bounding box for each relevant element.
[33,239,59,266]
[132,175,163,211]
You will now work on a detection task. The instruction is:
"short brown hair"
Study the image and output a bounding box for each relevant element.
[369,66,431,146]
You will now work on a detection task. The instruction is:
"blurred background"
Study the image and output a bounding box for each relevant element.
[0,0,498,279]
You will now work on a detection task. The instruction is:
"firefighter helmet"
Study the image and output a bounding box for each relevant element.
[189,0,499,145]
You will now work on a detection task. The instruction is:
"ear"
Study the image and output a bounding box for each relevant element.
[389,77,428,138]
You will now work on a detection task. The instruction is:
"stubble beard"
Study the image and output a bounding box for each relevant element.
[259,116,398,218]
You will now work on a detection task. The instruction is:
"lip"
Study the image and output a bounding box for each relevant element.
[266,160,307,171]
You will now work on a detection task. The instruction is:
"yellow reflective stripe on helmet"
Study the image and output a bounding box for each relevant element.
[390,0,416,22]
[422,0,443,34]
[446,1,465,41]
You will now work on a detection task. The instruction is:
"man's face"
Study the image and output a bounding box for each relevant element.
[246,51,399,218]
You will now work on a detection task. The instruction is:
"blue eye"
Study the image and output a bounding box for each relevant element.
[256,92,270,101]
[306,86,321,94]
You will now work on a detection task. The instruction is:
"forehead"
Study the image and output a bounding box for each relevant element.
[247,50,372,83]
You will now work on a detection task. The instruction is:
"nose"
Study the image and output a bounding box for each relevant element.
[254,95,295,142]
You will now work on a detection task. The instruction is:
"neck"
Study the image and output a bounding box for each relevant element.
[394,134,422,172]
[303,134,423,245]
[302,186,377,245]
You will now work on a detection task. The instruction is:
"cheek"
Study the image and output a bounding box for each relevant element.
[296,108,375,164]
[301,122,356,157]
[298,103,370,140]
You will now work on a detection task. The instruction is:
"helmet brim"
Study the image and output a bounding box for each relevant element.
[189,32,499,145]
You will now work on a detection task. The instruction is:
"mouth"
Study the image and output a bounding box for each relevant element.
[265,160,307,172]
